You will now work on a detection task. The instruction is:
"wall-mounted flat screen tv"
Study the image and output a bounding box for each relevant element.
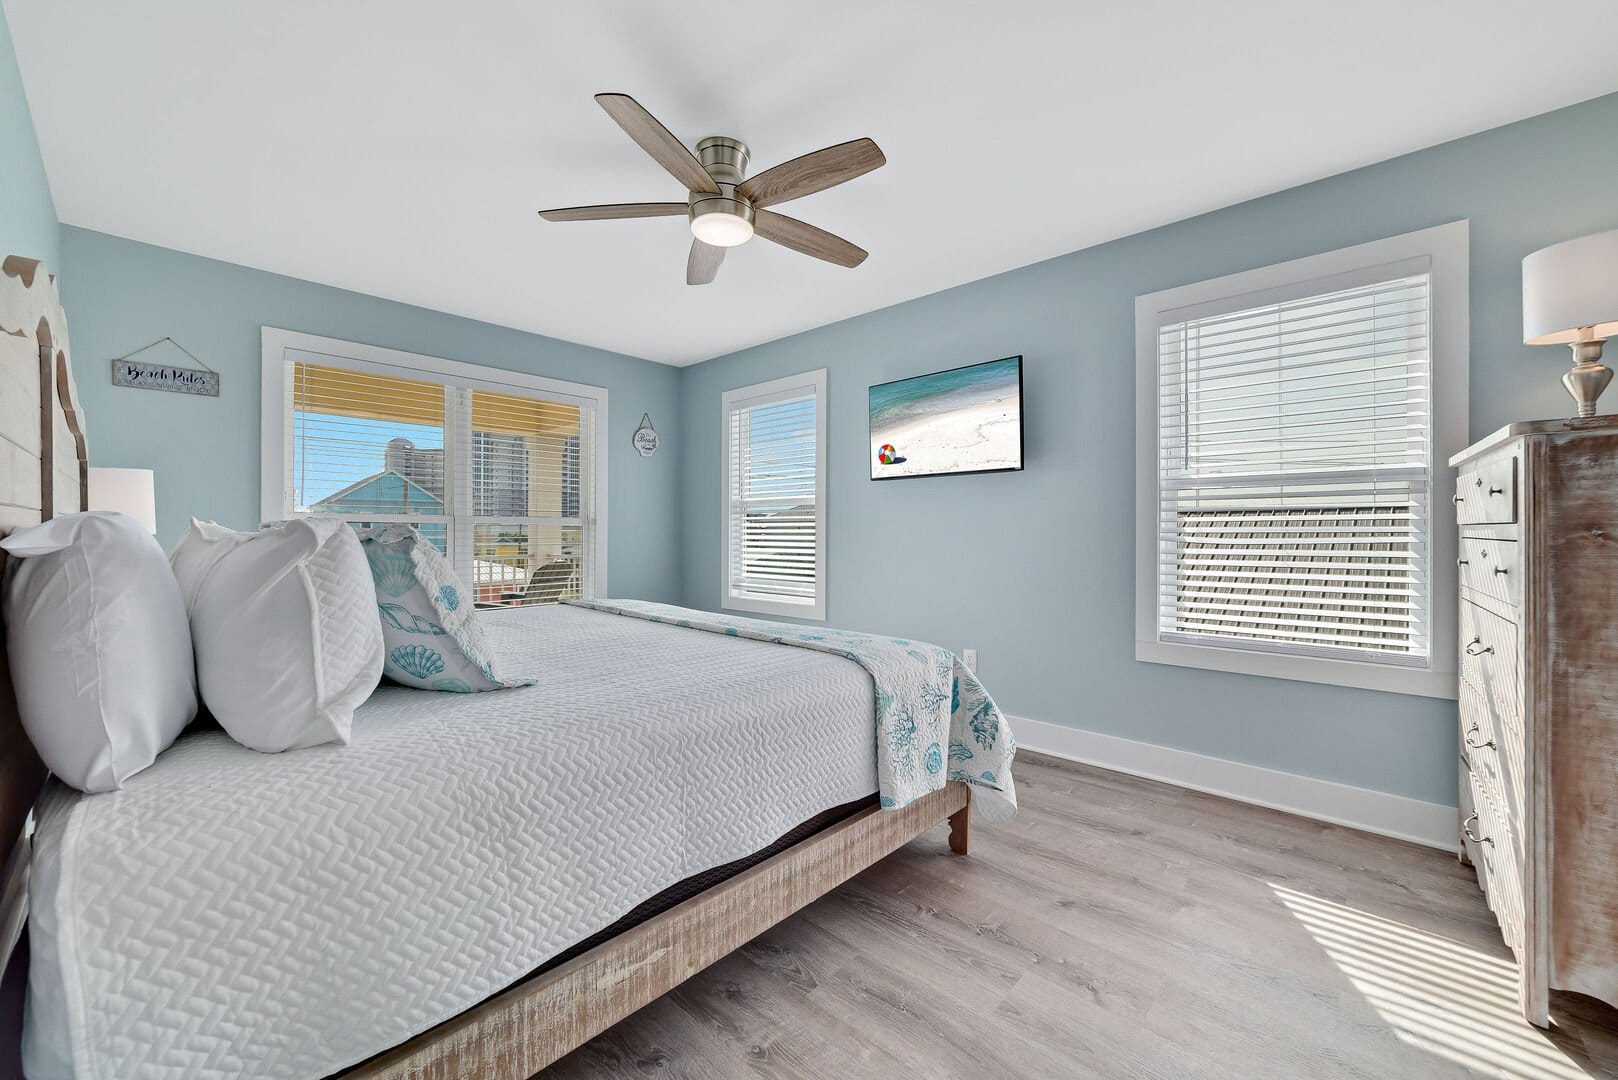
[868,355,1023,480]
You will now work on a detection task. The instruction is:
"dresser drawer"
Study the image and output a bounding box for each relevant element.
[1459,679,1524,826]
[1455,453,1517,525]
[1464,765,1526,954]
[1458,535,1521,610]
[1459,599,1523,736]
[1458,756,1482,866]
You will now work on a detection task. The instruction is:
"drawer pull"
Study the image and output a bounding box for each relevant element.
[1463,811,1494,847]
[1457,558,1470,566]
[1493,566,1509,576]
[1464,722,1495,751]
[1453,494,1465,504]
[1489,486,1505,495]
[1465,638,1495,656]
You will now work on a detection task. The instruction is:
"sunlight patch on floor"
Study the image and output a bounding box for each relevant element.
[1273,885,1590,1079]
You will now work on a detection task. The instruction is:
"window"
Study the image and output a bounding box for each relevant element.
[1136,223,1467,697]
[722,369,827,620]
[261,329,607,608]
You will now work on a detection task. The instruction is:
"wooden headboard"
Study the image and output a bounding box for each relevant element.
[0,254,89,971]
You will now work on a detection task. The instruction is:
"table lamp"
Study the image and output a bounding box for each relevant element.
[1523,228,1618,417]
[87,467,157,534]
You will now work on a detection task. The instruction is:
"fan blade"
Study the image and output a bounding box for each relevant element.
[595,93,719,195]
[538,202,688,222]
[736,138,885,208]
[753,210,867,268]
[687,239,725,285]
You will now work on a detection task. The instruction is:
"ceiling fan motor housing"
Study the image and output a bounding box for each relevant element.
[689,136,754,242]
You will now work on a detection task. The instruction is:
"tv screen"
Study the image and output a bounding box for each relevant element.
[868,356,1023,480]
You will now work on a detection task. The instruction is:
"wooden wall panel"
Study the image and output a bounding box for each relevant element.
[0,255,86,974]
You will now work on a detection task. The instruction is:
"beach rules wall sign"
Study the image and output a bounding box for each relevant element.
[109,337,220,397]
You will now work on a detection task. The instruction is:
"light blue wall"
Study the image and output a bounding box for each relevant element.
[678,92,1618,808]
[0,5,57,268]
[34,54,1618,805]
[60,226,684,603]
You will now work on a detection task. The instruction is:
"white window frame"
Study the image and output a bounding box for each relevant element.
[260,327,608,597]
[1135,221,1468,699]
[721,368,828,621]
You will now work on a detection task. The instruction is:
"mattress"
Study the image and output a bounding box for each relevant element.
[24,604,880,1079]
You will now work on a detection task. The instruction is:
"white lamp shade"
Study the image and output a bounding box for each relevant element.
[1523,228,1618,345]
[87,467,157,534]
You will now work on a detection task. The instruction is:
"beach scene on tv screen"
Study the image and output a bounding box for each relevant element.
[869,357,1021,479]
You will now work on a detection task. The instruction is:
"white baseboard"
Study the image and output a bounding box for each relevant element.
[1011,716,1458,852]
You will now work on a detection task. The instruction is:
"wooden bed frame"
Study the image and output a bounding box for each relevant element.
[0,254,972,1078]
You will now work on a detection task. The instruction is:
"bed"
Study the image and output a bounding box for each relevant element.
[0,255,1014,1078]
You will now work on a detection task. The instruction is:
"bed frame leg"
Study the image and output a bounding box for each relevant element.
[948,799,970,856]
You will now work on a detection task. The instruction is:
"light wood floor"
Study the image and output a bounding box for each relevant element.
[543,752,1618,1079]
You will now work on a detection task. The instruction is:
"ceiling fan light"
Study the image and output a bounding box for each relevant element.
[690,212,754,248]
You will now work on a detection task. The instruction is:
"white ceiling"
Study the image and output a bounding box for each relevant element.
[9,1,1618,366]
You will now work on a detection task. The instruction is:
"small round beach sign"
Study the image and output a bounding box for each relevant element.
[632,413,659,457]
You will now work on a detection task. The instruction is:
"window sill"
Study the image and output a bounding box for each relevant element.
[1135,638,1458,699]
[724,593,825,622]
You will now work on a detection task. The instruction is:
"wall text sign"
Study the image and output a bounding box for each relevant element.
[112,359,220,397]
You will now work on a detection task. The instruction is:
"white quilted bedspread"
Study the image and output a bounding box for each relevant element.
[24,604,879,1079]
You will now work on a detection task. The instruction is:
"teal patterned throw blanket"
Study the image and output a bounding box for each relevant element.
[564,599,1017,822]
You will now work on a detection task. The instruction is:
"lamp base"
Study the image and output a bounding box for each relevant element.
[1563,339,1612,418]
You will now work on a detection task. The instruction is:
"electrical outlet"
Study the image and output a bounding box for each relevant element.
[962,648,977,674]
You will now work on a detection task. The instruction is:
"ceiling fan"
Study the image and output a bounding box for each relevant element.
[539,93,885,285]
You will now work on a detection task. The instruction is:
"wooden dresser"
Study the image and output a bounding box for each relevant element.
[1450,417,1618,1028]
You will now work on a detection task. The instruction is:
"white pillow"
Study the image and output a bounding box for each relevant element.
[0,511,197,792]
[170,517,382,753]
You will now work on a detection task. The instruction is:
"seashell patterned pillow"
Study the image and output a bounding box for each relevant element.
[354,525,535,692]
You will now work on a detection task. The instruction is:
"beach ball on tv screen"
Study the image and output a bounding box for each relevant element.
[877,444,899,464]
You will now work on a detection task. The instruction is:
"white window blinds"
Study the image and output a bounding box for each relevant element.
[1155,268,1432,665]
[282,356,598,608]
[722,370,826,619]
